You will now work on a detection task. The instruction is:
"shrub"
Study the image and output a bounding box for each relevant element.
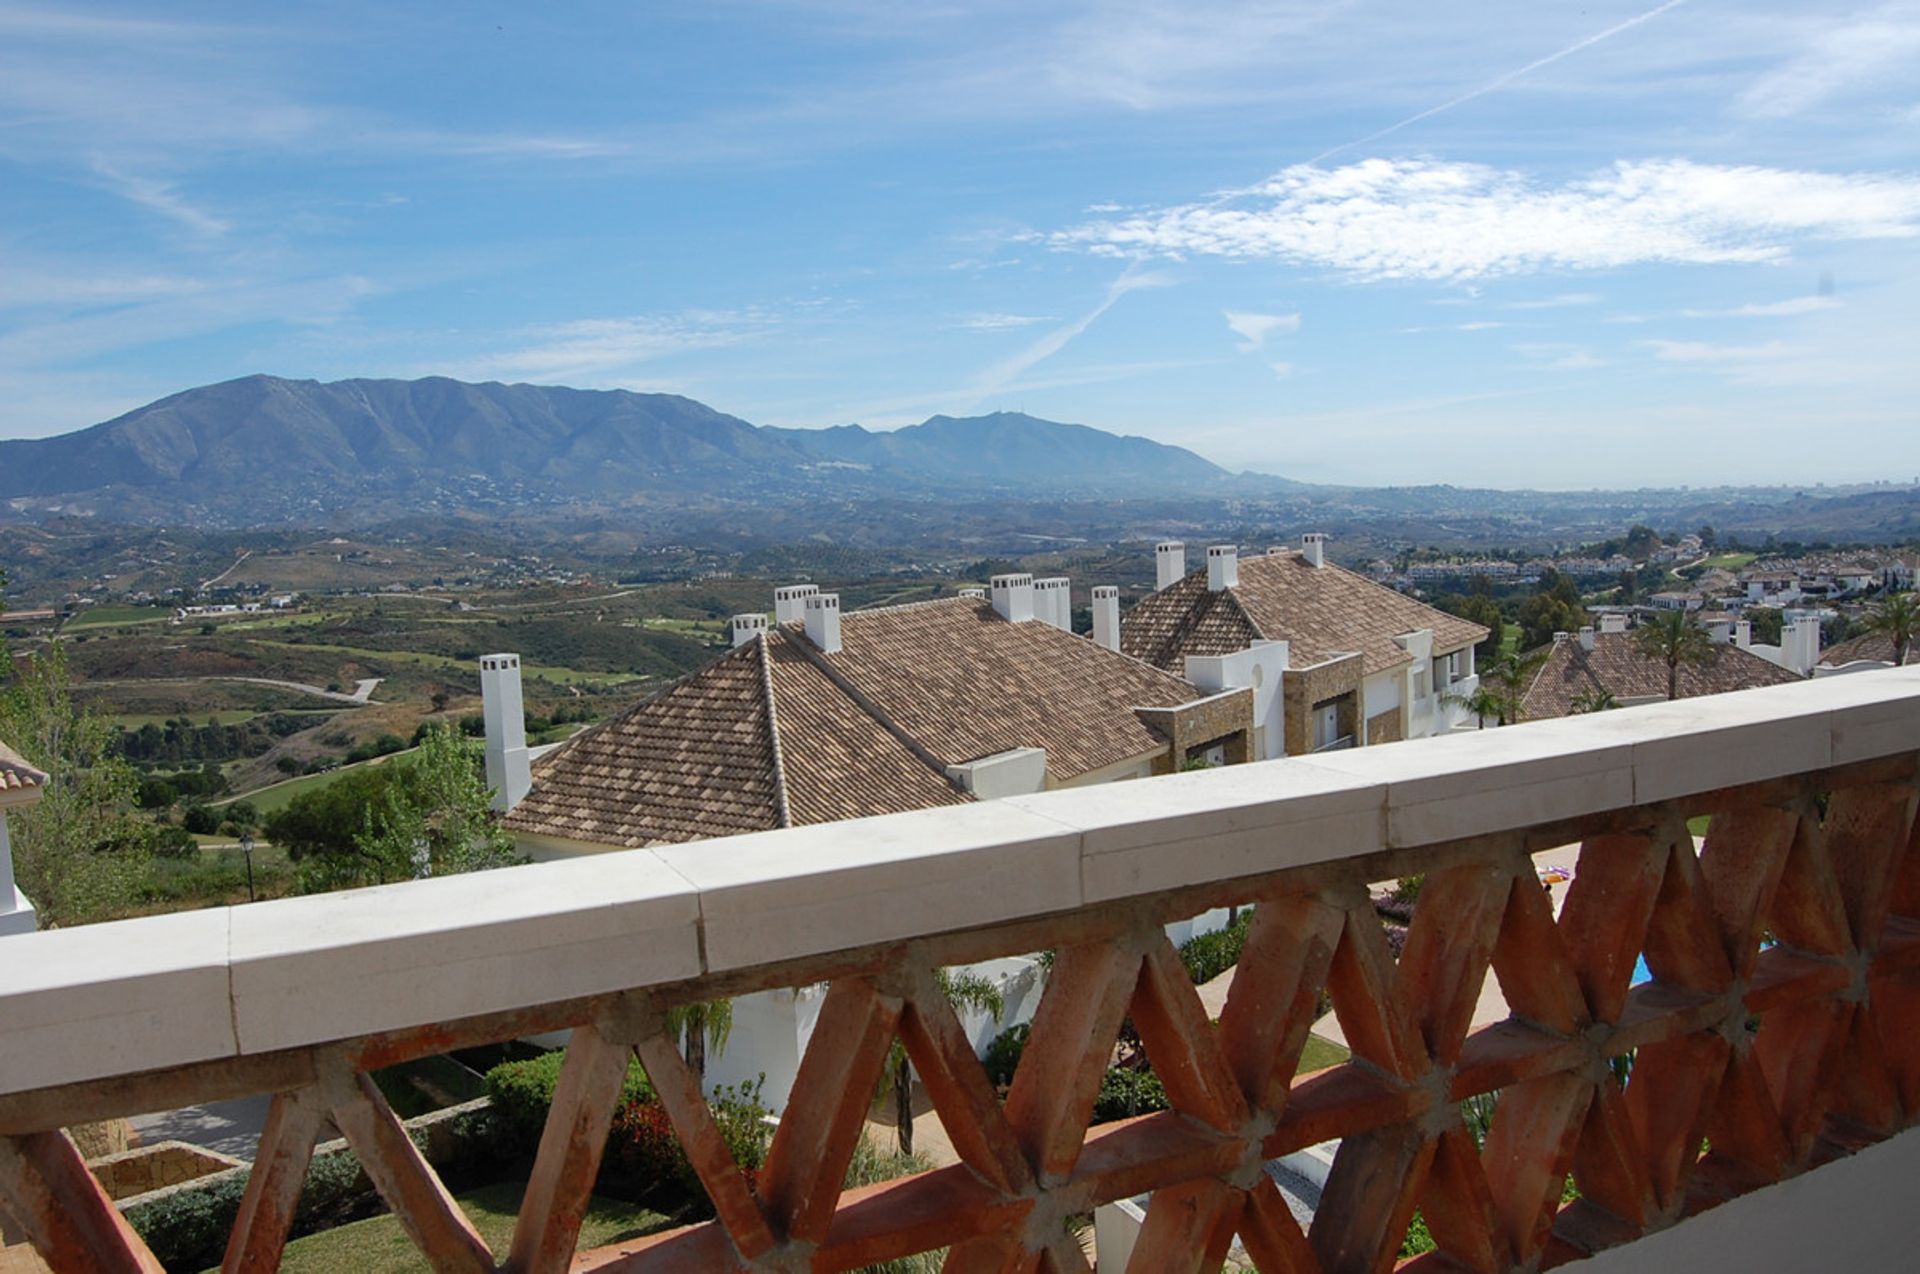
[150,823,200,860]
[484,1049,654,1151]
[983,1022,1030,1087]
[607,1078,771,1204]
[180,803,220,835]
[1092,1067,1168,1123]
[1176,909,1255,985]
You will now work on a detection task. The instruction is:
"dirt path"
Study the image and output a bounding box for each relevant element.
[84,675,383,705]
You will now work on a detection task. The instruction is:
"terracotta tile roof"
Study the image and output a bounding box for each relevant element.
[1819,632,1916,668]
[504,641,788,848]
[0,741,47,799]
[823,597,1201,778]
[1518,632,1803,721]
[506,596,1197,849]
[762,634,968,826]
[1122,551,1487,676]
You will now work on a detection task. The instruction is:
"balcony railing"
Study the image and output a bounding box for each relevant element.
[2,670,1919,1271]
[1314,734,1356,752]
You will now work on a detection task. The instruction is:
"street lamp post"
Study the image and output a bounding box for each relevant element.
[240,831,255,903]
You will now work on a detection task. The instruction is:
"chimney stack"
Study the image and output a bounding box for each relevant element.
[479,654,532,813]
[731,614,768,648]
[991,573,1035,623]
[1302,533,1328,568]
[958,587,985,600]
[1734,619,1751,650]
[1599,613,1629,635]
[1578,626,1595,652]
[1155,541,1186,592]
[803,593,842,654]
[1206,545,1238,592]
[1034,577,1072,630]
[774,584,818,625]
[1091,586,1120,651]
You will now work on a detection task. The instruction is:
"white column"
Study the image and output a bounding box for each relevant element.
[0,817,37,936]
[480,653,533,813]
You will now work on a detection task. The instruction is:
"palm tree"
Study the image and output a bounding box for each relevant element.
[1863,591,1918,667]
[1633,610,1715,700]
[665,999,733,1079]
[886,969,1002,1155]
[1571,687,1620,714]
[1465,646,1551,726]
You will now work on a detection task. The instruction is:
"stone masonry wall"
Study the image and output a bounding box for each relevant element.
[1281,653,1365,755]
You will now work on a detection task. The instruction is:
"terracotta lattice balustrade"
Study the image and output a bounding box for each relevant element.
[2,669,1919,1271]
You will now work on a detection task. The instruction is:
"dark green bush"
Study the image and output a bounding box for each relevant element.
[484,1049,654,1151]
[1175,909,1255,985]
[1092,1067,1168,1123]
[149,823,201,860]
[983,1022,1029,1087]
[180,803,220,835]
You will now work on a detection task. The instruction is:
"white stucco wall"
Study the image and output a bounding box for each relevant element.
[1185,640,1289,761]
[0,815,36,937]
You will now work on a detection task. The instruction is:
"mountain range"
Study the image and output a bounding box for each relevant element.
[0,375,1241,523]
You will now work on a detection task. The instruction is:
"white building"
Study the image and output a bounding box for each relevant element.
[1121,537,1489,753]
[0,742,46,937]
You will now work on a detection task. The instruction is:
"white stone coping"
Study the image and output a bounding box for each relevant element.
[0,670,1915,1099]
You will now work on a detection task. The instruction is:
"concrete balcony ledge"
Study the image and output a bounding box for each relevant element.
[0,669,1916,1102]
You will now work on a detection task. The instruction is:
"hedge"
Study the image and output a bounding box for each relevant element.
[485,1049,654,1151]
[1175,909,1256,985]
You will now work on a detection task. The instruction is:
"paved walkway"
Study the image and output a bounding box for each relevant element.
[130,1094,274,1163]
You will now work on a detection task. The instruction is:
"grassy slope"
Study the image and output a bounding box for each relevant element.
[264,1180,671,1273]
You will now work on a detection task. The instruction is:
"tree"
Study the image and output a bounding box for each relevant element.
[665,999,734,1078]
[1863,591,1917,667]
[1488,646,1551,724]
[1634,610,1715,701]
[886,969,1003,1155]
[1624,524,1662,562]
[269,726,520,892]
[0,644,152,926]
[1453,594,1504,662]
[1571,688,1620,714]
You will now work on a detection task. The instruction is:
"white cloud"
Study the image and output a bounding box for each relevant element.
[1643,339,1794,363]
[458,312,771,384]
[1266,360,1294,380]
[1506,292,1602,309]
[1054,158,1920,281]
[959,312,1053,330]
[91,165,229,237]
[1223,309,1300,350]
[1512,342,1606,370]
[958,267,1174,407]
[1737,4,1920,118]
[1680,295,1842,318]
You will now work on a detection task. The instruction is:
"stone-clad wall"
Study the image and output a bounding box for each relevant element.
[1367,710,1404,746]
[1137,688,1254,775]
[1281,652,1364,755]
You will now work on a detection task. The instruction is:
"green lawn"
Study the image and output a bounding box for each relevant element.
[64,605,174,629]
[1698,552,1757,571]
[250,638,638,687]
[221,750,411,814]
[262,1180,672,1273]
[1299,1033,1350,1074]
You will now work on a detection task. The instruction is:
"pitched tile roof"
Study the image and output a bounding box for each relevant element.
[505,596,1203,849]
[1819,632,1917,668]
[1122,550,1487,676]
[823,597,1202,777]
[0,741,47,801]
[1517,632,1803,721]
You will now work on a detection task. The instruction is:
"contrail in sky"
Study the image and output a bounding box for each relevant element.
[1306,0,1689,165]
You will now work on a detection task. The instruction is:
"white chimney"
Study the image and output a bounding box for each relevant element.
[1302,533,1328,568]
[991,573,1034,623]
[1578,626,1595,652]
[1553,631,1571,645]
[1599,613,1629,635]
[1787,617,1821,675]
[1092,585,1120,651]
[803,593,842,654]
[774,584,818,625]
[1155,542,1186,592]
[1267,546,1286,556]
[1034,577,1072,630]
[1734,619,1751,650]
[1206,545,1238,592]
[479,653,532,813]
[730,614,768,648]
[959,587,985,600]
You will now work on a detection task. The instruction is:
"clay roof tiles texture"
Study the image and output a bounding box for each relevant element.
[0,741,47,798]
[506,596,1198,849]
[823,596,1201,778]
[1122,550,1486,676]
[1819,632,1917,668]
[1517,631,1803,721]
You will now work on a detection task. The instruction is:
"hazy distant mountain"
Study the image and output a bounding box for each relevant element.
[765,412,1228,486]
[0,376,1247,522]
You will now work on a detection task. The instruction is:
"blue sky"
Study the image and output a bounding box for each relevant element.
[1,1,1917,488]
